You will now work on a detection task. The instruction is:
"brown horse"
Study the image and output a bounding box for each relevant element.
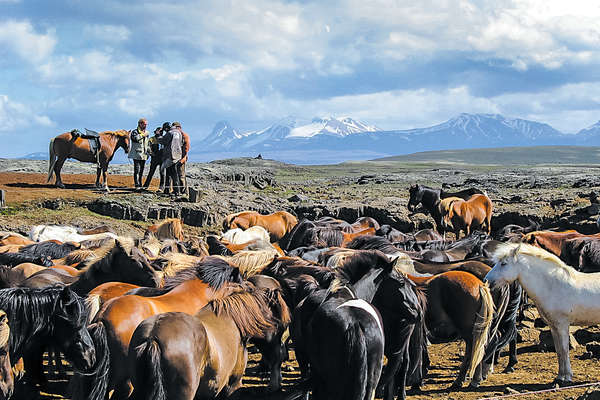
[47,129,130,190]
[443,194,493,238]
[223,210,298,242]
[409,270,494,389]
[71,257,242,400]
[0,232,33,247]
[145,218,184,242]
[128,280,287,400]
[522,230,600,258]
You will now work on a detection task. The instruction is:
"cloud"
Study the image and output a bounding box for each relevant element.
[0,94,54,133]
[0,20,56,63]
[83,24,130,42]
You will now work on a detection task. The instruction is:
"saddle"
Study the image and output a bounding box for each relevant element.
[71,129,101,165]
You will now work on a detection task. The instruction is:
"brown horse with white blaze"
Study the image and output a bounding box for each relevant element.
[47,130,130,190]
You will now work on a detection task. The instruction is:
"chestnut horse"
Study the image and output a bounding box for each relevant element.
[128,280,288,400]
[71,257,242,400]
[145,218,184,242]
[47,129,130,190]
[223,210,298,242]
[443,194,493,238]
[522,230,600,258]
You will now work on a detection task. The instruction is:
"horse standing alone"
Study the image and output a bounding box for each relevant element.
[47,130,130,190]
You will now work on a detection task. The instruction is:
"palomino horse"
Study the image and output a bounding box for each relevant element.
[128,280,289,400]
[486,243,600,386]
[223,210,298,242]
[443,194,493,238]
[47,129,129,190]
[145,218,184,242]
[71,257,242,400]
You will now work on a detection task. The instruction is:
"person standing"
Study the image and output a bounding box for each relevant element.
[159,122,183,195]
[173,121,190,194]
[129,118,150,190]
[142,126,165,190]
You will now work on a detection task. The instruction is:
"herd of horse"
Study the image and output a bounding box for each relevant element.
[0,185,598,399]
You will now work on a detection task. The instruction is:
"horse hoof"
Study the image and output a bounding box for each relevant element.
[469,381,481,389]
[503,366,515,373]
[57,183,65,189]
[449,381,463,391]
[552,379,573,387]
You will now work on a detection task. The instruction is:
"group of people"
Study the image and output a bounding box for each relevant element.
[128,118,190,195]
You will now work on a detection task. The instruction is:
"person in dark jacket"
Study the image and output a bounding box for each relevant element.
[142,126,165,190]
[158,122,183,195]
[129,118,150,190]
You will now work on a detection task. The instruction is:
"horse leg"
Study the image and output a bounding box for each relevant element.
[54,156,67,188]
[550,323,573,385]
[503,338,518,373]
[450,341,470,390]
[95,166,102,188]
[102,166,110,192]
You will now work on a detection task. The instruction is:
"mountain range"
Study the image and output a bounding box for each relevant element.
[192,113,600,163]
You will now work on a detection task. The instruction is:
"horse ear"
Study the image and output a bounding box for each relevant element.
[510,244,521,261]
[115,239,132,256]
[230,267,242,283]
[59,286,72,303]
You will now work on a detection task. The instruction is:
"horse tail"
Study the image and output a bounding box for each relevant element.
[70,321,110,400]
[344,324,369,400]
[47,138,57,182]
[466,283,494,379]
[132,338,167,400]
[84,294,101,324]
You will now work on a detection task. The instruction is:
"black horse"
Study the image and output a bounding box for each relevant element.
[407,184,483,233]
[0,286,96,387]
[290,252,423,400]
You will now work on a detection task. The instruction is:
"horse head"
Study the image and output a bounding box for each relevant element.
[114,241,162,288]
[376,270,423,322]
[407,184,423,212]
[117,132,130,154]
[486,244,522,286]
[51,287,96,372]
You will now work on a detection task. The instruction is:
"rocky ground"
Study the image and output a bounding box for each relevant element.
[2,157,600,399]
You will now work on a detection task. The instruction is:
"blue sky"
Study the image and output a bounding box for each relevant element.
[1,0,600,157]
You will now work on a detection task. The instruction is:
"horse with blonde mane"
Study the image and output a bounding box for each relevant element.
[145,218,184,242]
[486,243,600,386]
[47,129,130,190]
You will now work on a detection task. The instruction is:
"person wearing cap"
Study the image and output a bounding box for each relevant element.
[158,121,183,195]
[142,126,165,191]
[129,118,150,190]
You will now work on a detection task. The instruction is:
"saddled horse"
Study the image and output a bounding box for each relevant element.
[128,280,289,399]
[443,194,493,238]
[223,210,298,242]
[71,257,242,400]
[47,129,129,190]
[486,243,600,386]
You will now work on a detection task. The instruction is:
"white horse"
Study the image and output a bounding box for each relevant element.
[29,225,117,243]
[221,226,270,245]
[486,243,600,386]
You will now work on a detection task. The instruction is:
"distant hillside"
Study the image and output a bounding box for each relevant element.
[373,146,600,165]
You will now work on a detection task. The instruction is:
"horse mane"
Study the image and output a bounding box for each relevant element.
[314,228,343,247]
[162,256,241,291]
[79,238,133,273]
[208,282,278,338]
[0,286,86,357]
[345,235,400,254]
[101,129,129,137]
[152,219,184,241]
[263,257,335,286]
[19,241,80,259]
[60,249,97,265]
[0,265,13,288]
[154,253,204,279]
[218,250,278,278]
[493,243,576,279]
[206,235,234,256]
[334,249,391,283]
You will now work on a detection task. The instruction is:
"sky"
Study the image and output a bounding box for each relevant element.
[1,0,600,157]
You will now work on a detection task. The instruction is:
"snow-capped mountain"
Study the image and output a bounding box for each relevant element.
[194,113,595,163]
